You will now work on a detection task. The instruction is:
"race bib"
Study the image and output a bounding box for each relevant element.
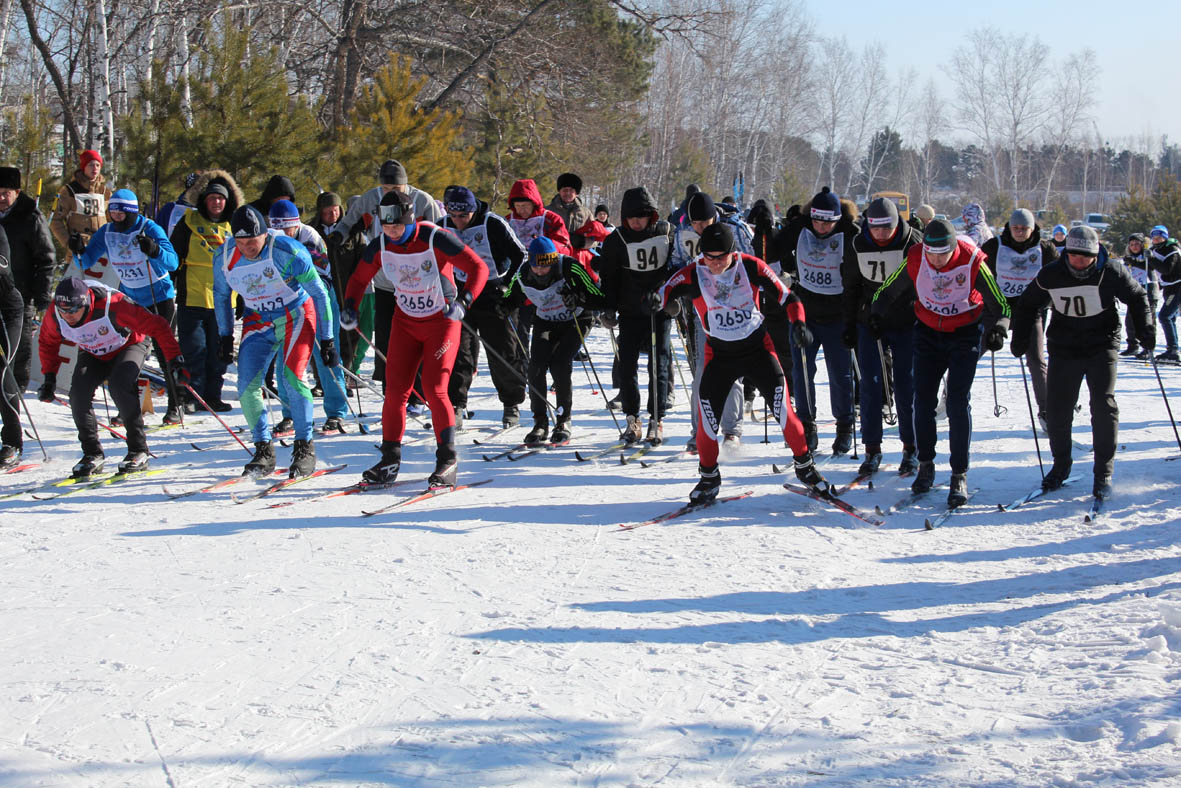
[380,245,447,318]
[855,247,905,284]
[625,236,669,272]
[916,257,974,317]
[795,229,844,295]
[698,260,763,341]
[994,244,1042,298]
[1049,284,1104,318]
[224,244,302,314]
[104,229,165,287]
[74,192,106,218]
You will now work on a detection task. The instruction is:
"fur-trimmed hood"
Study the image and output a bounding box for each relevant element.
[183,169,245,223]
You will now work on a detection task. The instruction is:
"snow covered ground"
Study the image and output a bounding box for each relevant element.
[2,329,1180,787]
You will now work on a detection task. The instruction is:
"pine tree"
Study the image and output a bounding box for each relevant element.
[1108,178,1181,247]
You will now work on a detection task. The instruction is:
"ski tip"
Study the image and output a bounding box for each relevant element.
[924,519,934,530]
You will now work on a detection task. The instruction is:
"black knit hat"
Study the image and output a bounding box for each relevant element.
[699,222,735,254]
[0,166,19,190]
[686,192,716,223]
[379,159,407,185]
[864,197,899,230]
[594,204,608,216]
[922,218,957,253]
[556,173,582,193]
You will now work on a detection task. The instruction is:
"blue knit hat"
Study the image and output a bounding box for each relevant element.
[443,186,477,213]
[268,198,300,229]
[109,188,139,214]
[809,187,840,222]
[528,236,559,266]
[1052,224,1068,236]
[1150,225,1169,240]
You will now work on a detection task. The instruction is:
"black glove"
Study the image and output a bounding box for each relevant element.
[985,324,1007,352]
[640,290,663,316]
[599,312,619,330]
[867,313,885,339]
[170,358,191,388]
[792,321,813,348]
[841,323,858,349]
[218,335,235,364]
[37,372,57,403]
[559,284,583,310]
[327,230,344,246]
[320,338,339,367]
[1010,338,1028,357]
[137,234,160,257]
[1139,325,1157,352]
[67,233,87,254]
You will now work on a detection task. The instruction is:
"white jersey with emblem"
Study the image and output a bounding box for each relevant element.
[796,228,844,295]
[994,243,1042,298]
[698,260,764,342]
[916,256,975,318]
[379,230,448,318]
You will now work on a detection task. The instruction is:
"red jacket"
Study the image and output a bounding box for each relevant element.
[505,179,572,254]
[40,287,181,374]
[345,222,488,318]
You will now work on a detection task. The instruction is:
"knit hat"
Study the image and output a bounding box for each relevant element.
[377,188,413,225]
[1150,225,1169,240]
[915,204,936,223]
[528,236,559,267]
[1128,232,1146,244]
[378,159,408,185]
[0,166,21,190]
[184,172,201,189]
[699,222,735,255]
[1065,226,1100,257]
[315,192,342,210]
[864,197,899,231]
[685,184,700,200]
[108,189,139,214]
[443,185,478,213]
[1052,224,1068,237]
[54,276,92,312]
[1009,208,1035,228]
[268,199,301,229]
[79,150,103,169]
[231,205,268,238]
[686,192,716,223]
[556,173,582,193]
[809,187,841,222]
[202,183,229,200]
[922,218,957,254]
[594,203,608,216]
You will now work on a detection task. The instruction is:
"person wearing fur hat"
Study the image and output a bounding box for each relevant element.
[38,276,187,478]
[871,218,1010,507]
[309,191,367,375]
[439,184,528,429]
[1010,225,1152,501]
[342,189,489,488]
[169,169,244,413]
[597,186,674,444]
[74,188,181,422]
[771,186,858,454]
[0,165,55,391]
[1120,233,1159,357]
[654,221,831,504]
[50,150,112,256]
[214,205,336,479]
[547,173,592,246]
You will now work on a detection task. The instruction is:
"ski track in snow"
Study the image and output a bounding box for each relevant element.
[1,327,1180,786]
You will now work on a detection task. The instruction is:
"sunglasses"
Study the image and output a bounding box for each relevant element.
[57,304,86,314]
[703,251,730,261]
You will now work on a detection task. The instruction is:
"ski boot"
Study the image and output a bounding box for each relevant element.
[689,463,721,505]
[948,472,968,508]
[1119,344,1140,357]
[550,420,572,444]
[428,444,458,489]
[858,444,882,475]
[288,439,316,478]
[911,460,936,493]
[273,416,295,436]
[646,419,664,446]
[524,423,549,445]
[363,442,401,485]
[1156,349,1181,364]
[162,406,183,425]
[620,414,642,443]
[794,452,832,495]
[502,404,520,428]
[453,406,466,431]
[832,421,854,455]
[898,445,918,475]
[801,419,818,453]
[321,417,345,434]
[72,452,105,479]
[1093,475,1113,500]
[118,451,150,474]
[1041,461,1072,491]
[244,441,276,477]
[0,444,22,470]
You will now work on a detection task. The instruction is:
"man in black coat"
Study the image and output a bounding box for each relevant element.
[0,166,55,390]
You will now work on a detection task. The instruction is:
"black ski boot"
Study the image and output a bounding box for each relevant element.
[274,416,295,436]
[0,444,21,470]
[947,472,968,508]
[244,441,276,477]
[321,417,345,434]
[162,406,183,425]
[689,464,721,505]
[428,443,458,488]
[502,404,520,428]
[363,441,401,484]
[832,421,854,455]
[858,444,882,475]
[1041,461,1072,491]
[794,452,832,495]
[550,420,572,444]
[898,445,918,475]
[72,452,105,479]
[524,423,549,446]
[453,406,466,431]
[801,419,818,453]
[288,439,316,478]
[1093,475,1113,500]
[911,460,936,494]
[1119,343,1140,357]
[118,451,150,473]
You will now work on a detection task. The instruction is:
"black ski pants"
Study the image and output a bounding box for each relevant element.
[527,317,588,427]
[71,341,152,456]
[449,301,526,409]
[1046,347,1119,482]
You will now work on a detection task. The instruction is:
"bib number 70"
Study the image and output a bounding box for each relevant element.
[1058,294,1088,316]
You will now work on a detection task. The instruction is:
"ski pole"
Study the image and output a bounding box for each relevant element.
[792,343,813,422]
[649,311,660,430]
[991,351,1008,417]
[849,350,861,460]
[1017,356,1045,481]
[876,337,897,426]
[49,396,156,456]
[310,336,369,434]
[462,315,559,421]
[183,383,253,455]
[1148,352,1181,452]
[571,314,622,432]
[343,326,431,430]
[0,311,47,460]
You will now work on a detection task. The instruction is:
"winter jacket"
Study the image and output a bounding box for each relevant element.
[1012,246,1151,358]
[247,175,296,216]
[872,237,1009,334]
[505,179,571,254]
[50,170,112,251]
[546,194,592,245]
[843,222,923,327]
[960,203,994,247]
[771,199,859,324]
[1148,238,1181,286]
[502,254,606,323]
[338,184,442,292]
[440,199,526,305]
[0,192,55,308]
[0,226,26,318]
[169,169,244,310]
[669,211,755,271]
[76,214,179,308]
[39,285,181,372]
[596,187,673,318]
[980,222,1058,308]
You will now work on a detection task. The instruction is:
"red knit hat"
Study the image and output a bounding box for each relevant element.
[79,150,103,169]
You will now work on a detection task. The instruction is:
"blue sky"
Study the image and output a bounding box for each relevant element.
[801,0,1176,151]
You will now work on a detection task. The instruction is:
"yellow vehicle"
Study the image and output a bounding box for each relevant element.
[872,191,909,221]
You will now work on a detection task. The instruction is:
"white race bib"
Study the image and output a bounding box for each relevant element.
[104,229,166,287]
[796,228,844,294]
[73,192,106,219]
[380,235,447,318]
[521,278,574,322]
[509,214,546,246]
[916,256,974,318]
[58,298,126,356]
[678,227,701,261]
[855,246,905,284]
[698,261,763,342]
[624,234,669,272]
[223,242,302,314]
[994,244,1042,298]
[1049,284,1104,318]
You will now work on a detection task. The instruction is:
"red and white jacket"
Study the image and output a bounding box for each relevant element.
[40,285,181,373]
